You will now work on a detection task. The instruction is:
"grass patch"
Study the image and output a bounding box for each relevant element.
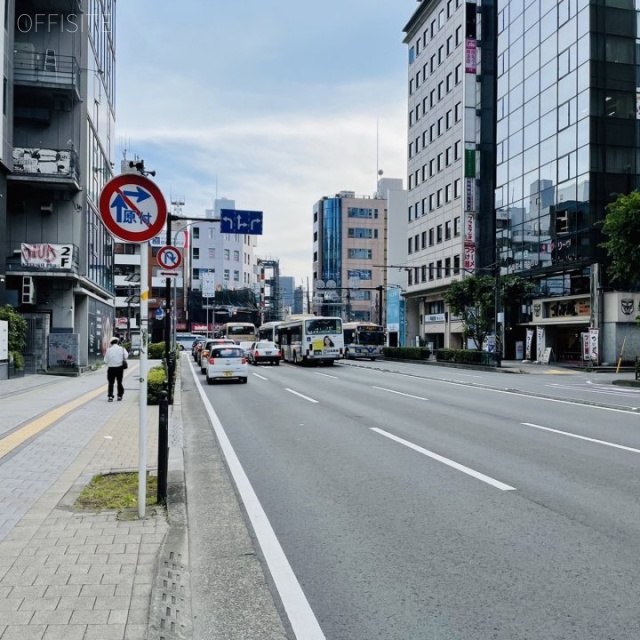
[75,472,158,511]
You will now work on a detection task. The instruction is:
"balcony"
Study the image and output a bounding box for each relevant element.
[14,46,80,101]
[10,147,80,191]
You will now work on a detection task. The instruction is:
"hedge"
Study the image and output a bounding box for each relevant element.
[435,348,500,366]
[147,365,168,405]
[382,347,431,360]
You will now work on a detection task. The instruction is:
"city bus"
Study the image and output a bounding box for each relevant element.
[257,320,283,342]
[342,322,385,360]
[219,321,257,344]
[278,316,344,365]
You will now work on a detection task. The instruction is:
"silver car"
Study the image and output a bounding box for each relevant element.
[205,346,248,384]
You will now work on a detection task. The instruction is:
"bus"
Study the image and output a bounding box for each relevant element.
[220,321,257,344]
[343,322,385,360]
[257,320,283,342]
[278,316,344,365]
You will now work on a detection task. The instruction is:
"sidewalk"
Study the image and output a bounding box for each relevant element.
[0,362,171,640]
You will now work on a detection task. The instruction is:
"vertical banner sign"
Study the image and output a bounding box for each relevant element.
[525,328,533,360]
[465,39,477,73]
[536,326,545,361]
[589,328,599,363]
[581,332,590,360]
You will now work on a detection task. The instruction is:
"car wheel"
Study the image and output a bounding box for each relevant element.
[201,367,206,375]
[241,378,248,384]
[207,377,214,385]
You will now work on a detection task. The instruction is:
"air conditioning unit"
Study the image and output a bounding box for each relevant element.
[22,276,36,305]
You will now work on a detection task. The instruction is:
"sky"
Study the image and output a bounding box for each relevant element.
[116,1,419,287]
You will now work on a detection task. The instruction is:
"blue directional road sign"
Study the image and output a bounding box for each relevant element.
[219,209,263,235]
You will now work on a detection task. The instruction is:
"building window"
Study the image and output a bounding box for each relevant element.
[193,248,200,260]
[233,250,240,261]
[454,140,461,160]
[408,238,413,254]
[445,184,452,203]
[429,228,435,245]
[454,216,461,236]
[454,179,461,198]
[233,270,240,281]
[429,263,435,280]
[446,110,452,129]
[445,220,452,239]
[455,102,461,122]
[454,254,461,274]
[437,224,443,242]
[445,257,451,277]
[446,147,452,165]
[193,227,200,239]
[421,231,427,249]
[348,248,373,259]
[455,25,462,46]
[422,197,427,215]
[224,249,230,260]
[429,194,435,211]
[436,259,442,278]
[455,64,462,84]
[224,269,230,281]
[421,265,427,282]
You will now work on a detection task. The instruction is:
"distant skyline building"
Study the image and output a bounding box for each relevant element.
[312,189,389,322]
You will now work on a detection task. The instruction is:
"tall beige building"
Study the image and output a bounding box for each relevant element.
[312,190,388,323]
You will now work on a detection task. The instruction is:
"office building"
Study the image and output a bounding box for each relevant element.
[187,198,261,332]
[279,275,295,317]
[403,0,497,350]
[312,189,390,323]
[1,1,117,372]
[495,0,640,363]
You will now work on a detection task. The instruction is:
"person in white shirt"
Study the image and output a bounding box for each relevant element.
[104,336,128,401]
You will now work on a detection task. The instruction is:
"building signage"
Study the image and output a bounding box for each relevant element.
[21,243,74,269]
[464,212,475,243]
[465,38,477,73]
[425,314,446,323]
[589,327,599,363]
[464,245,476,271]
[464,149,476,178]
[465,178,475,212]
[201,272,216,298]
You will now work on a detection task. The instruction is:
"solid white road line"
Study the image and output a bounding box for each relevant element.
[285,388,319,403]
[189,360,326,639]
[372,386,429,401]
[314,372,339,379]
[252,372,268,380]
[521,422,640,454]
[371,427,516,491]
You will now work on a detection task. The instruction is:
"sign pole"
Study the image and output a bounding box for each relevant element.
[138,241,149,518]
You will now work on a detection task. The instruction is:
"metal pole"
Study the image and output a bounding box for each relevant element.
[157,389,168,503]
[164,214,173,404]
[138,242,149,519]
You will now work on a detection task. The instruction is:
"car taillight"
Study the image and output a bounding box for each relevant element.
[242,357,247,364]
[277,351,282,357]
[208,357,215,364]
[254,351,260,358]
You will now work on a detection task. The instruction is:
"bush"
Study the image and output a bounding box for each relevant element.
[147,365,168,405]
[0,305,27,369]
[382,347,431,360]
[148,342,166,360]
[435,348,500,366]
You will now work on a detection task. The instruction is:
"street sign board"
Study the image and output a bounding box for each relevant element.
[99,174,167,243]
[155,308,165,320]
[157,245,182,270]
[220,209,263,235]
[159,271,179,277]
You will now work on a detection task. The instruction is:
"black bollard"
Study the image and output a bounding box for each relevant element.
[157,388,169,504]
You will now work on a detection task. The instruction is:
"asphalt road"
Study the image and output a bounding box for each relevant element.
[187,356,640,640]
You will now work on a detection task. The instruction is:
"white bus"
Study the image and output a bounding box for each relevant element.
[220,321,257,344]
[343,322,385,361]
[257,320,283,342]
[278,316,344,365]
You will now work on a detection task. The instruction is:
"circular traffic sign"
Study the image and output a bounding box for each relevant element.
[99,174,167,242]
[157,245,182,270]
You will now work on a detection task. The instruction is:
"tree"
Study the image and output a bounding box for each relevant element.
[444,274,535,351]
[601,191,640,290]
[444,275,495,350]
[0,304,27,370]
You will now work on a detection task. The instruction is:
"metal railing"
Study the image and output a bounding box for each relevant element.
[14,49,79,91]
[12,147,80,182]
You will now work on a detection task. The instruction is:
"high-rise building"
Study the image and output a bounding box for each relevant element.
[279,276,295,317]
[403,0,496,350]
[312,190,389,322]
[494,0,640,363]
[1,1,117,373]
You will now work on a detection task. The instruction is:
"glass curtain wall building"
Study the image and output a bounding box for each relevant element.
[495,0,640,362]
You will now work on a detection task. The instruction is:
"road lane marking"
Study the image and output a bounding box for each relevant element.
[285,388,319,404]
[252,372,268,380]
[314,372,339,379]
[0,385,106,460]
[371,428,516,491]
[521,422,640,454]
[188,361,326,639]
[372,386,428,401]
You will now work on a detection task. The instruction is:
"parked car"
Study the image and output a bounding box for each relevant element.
[199,338,237,373]
[205,346,248,384]
[247,341,281,366]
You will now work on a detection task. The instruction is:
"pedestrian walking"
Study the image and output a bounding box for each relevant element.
[104,336,128,401]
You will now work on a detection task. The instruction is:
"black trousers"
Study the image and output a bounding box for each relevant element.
[107,366,125,398]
